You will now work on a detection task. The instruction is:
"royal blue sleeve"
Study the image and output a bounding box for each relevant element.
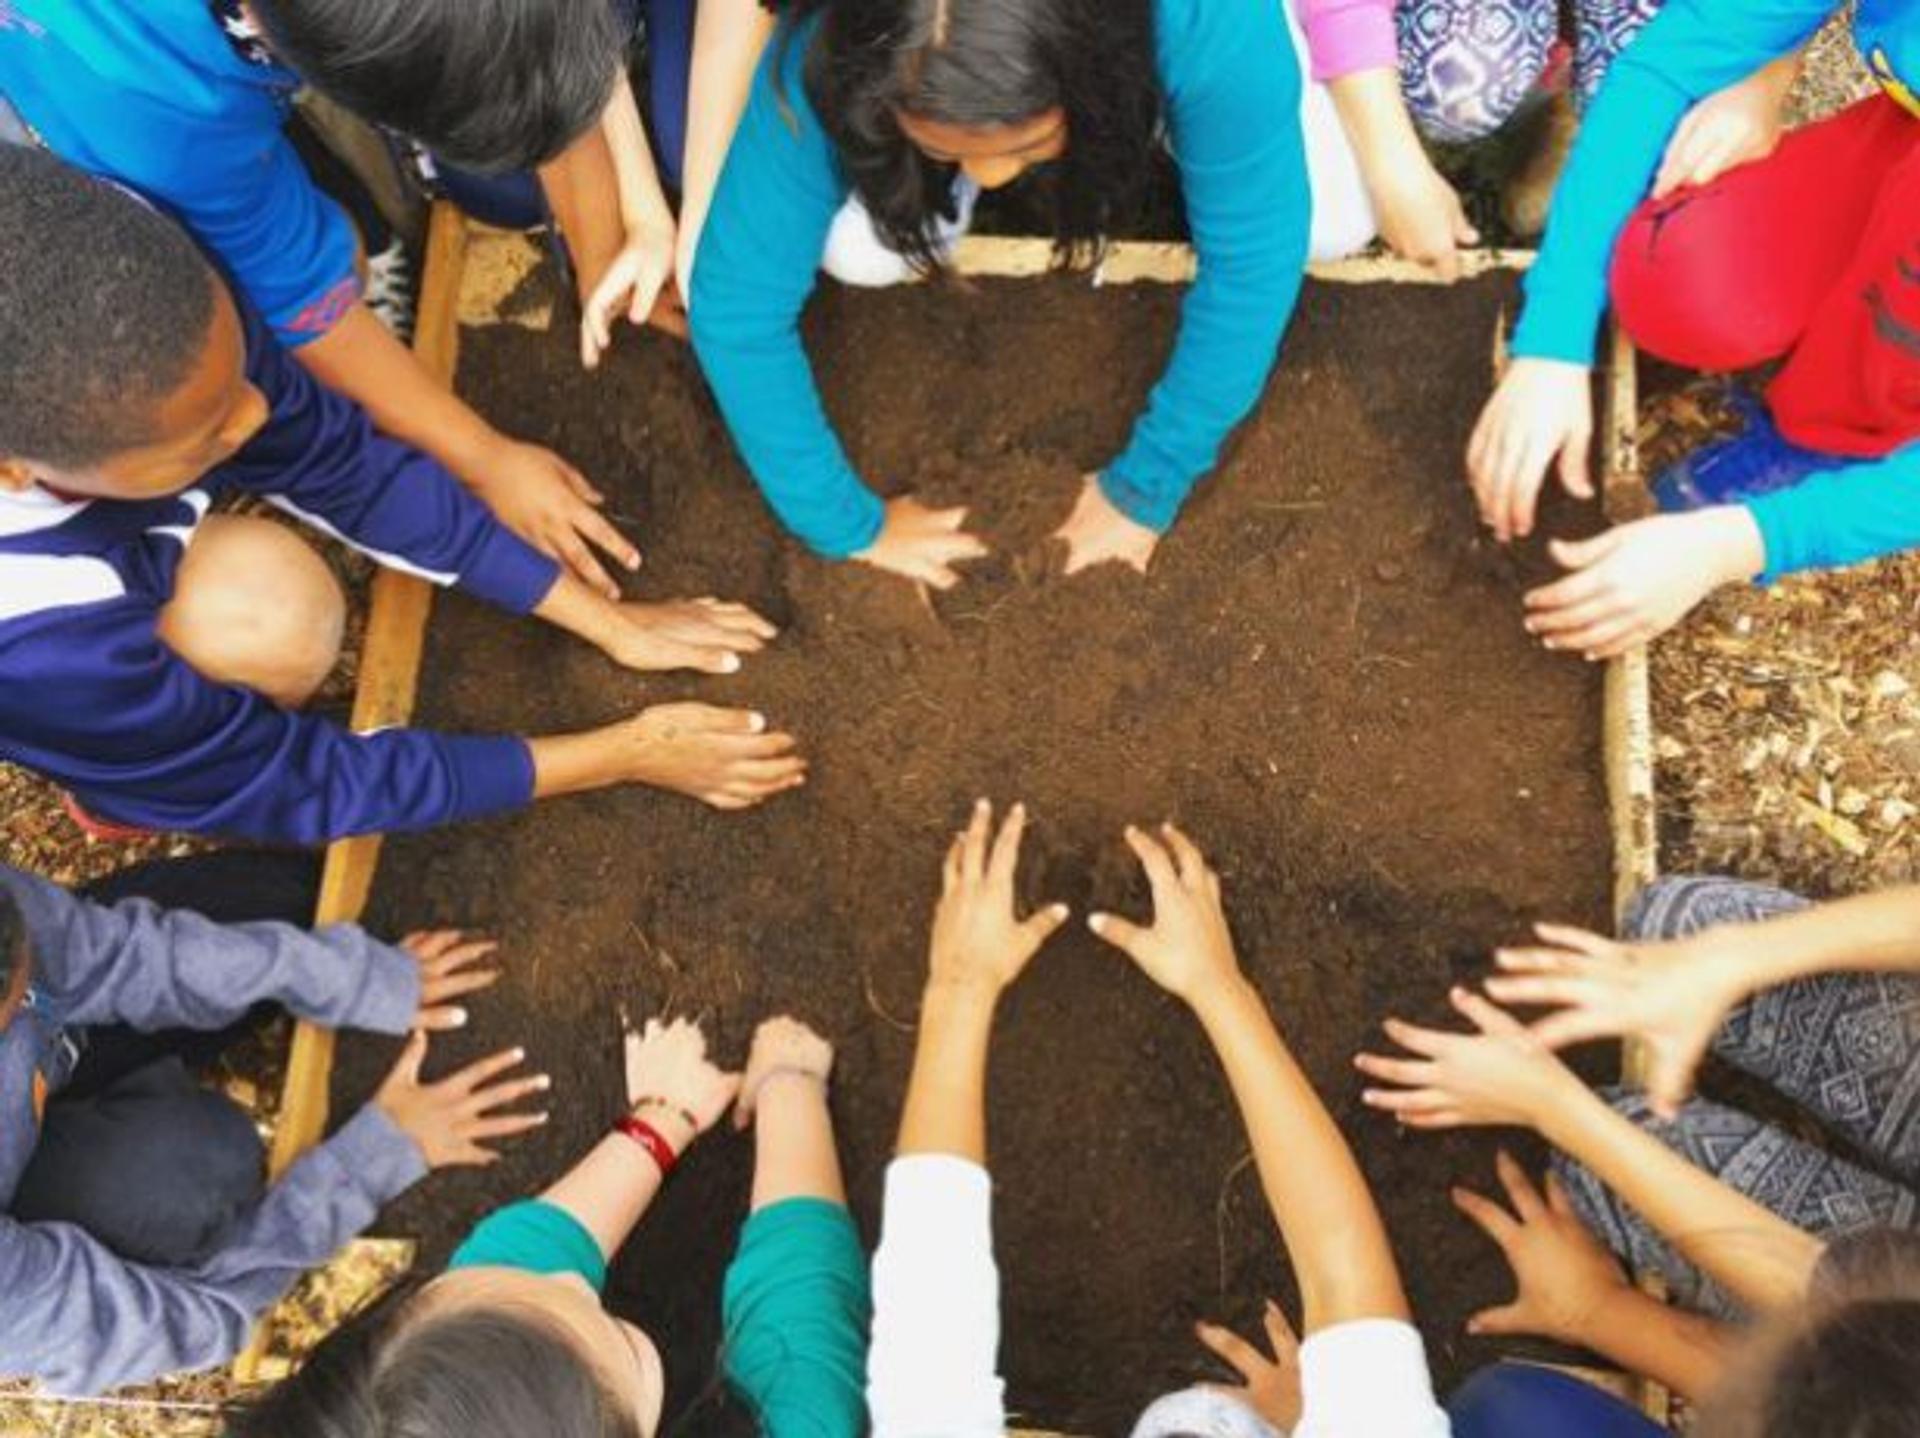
[688,23,888,559]
[1510,0,1833,365]
[1099,0,1309,532]
[0,595,533,845]
[1746,443,1920,581]
[226,308,561,613]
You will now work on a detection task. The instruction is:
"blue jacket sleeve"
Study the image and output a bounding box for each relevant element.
[1100,0,1310,532]
[0,865,419,1036]
[688,26,889,559]
[1747,443,1920,581]
[0,594,534,845]
[0,1104,423,1396]
[227,308,562,614]
[1510,0,1833,365]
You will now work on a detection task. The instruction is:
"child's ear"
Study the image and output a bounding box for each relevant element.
[0,460,35,493]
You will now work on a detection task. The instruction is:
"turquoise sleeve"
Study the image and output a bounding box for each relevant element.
[1511,0,1833,366]
[1746,442,1920,582]
[688,22,885,560]
[447,1201,609,1293]
[721,1198,872,1438]
[1100,0,1310,532]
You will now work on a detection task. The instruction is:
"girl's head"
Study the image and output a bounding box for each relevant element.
[795,0,1160,271]
[234,1269,666,1438]
[1700,1232,1920,1438]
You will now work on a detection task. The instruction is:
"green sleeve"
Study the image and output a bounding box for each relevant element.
[721,1198,873,1438]
[447,1200,609,1293]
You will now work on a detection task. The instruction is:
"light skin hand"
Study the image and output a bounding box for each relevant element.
[1369,149,1479,282]
[1486,922,1749,1118]
[581,221,680,369]
[601,598,779,675]
[373,1032,551,1168]
[1522,507,1764,660]
[1354,986,1588,1130]
[734,1014,834,1129]
[1088,823,1240,1005]
[1653,55,1800,199]
[1452,1151,1631,1342]
[856,496,989,591]
[398,929,503,1032]
[930,799,1071,1000]
[1054,476,1159,577]
[1193,1302,1304,1434]
[1466,358,1595,543]
[528,703,807,810]
[470,436,642,600]
[624,1015,742,1154]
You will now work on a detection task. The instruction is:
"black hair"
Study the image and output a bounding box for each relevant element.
[230,1278,646,1438]
[1699,1231,1920,1438]
[786,0,1161,274]
[248,0,624,173]
[0,890,24,998]
[0,146,217,470]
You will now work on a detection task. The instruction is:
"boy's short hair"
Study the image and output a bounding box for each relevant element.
[0,146,217,469]
[250,0,625,174]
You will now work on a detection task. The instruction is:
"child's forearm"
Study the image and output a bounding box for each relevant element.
[1326,68,1429,186]
[1537,1085,1822,1312]
[677,0,778,289]
[527,720,661,799]
[540,1129,672,1260]
[1582,1286,1736,1403]
[1192,977,1410,1330]
[532,572,622,652]
[296,304,502,480]
[599,70,673,235]
[750,1073,846,1211]
[1698,885,1920,994]
[896,981,999,1164]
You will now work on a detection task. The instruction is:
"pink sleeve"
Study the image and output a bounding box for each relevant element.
[1296,0,1400,82]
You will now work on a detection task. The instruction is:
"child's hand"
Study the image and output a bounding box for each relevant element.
[1523,508,1763,660]
[398,929,502,1032]
[1354,987,1586,1131]
[581,221,678,369]
[856,496,989,591]
[1193,1302,1304,1434]
[928,800,1070,1000]
[734,1015,834,1129]
[1487,922,1749,1119]
[1452,1151,1631,1344]
[613,703,808,810]
[1089,824,1241,1006]
[1467,357,1594,543]
[1370,152,1479,283]
[1653,59,1795,199]
[471,436,642,601]
[624,1015,742,1156]
[1053,476,1159,577]
[374,1032,550,1168]
[601,598,779,676]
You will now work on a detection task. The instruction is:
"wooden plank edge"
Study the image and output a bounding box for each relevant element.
[232,203,467,1384]
[953,234,1534,284]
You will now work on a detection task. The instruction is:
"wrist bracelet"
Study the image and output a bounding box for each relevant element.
[743,1064,828,1111]
[632,1095,700,1134]
[615,1114,679,1176]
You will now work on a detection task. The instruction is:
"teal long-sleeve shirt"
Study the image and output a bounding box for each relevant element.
[689,0,1310,558]
[1512,0,1920,582]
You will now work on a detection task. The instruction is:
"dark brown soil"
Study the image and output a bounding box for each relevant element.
[335,270,1612,1433]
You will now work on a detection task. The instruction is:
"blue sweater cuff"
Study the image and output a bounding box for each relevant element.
[1512,273,1609,368]
[1746,493,1800,583]
[805,489,888,561]
[463,531,563,615]
[325,930,422,1035]
[1096,467,1181,535]
[328,1104,429,1205]
[441,735,538,822]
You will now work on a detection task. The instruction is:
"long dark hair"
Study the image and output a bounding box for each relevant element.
[786,0,1161,273]
[229,1278,645,1438]
[1699,1230,1920,1438]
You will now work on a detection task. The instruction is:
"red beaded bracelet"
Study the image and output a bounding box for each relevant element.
[614,1114,679,1176]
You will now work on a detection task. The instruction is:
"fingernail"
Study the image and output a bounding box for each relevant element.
[1088,913,1107,933]
[749,712,767,732]
[721,653,741,673]
[450,1008,468,1028]
[512,1047,526,1060]
[975,797,989,811]
[535,1075,553,1091]
[1050,903,1068,919]
[536,1112,551,1125]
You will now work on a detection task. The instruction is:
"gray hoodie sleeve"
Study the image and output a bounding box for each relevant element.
[0,1103,426,1396]
[1,866,419,1035]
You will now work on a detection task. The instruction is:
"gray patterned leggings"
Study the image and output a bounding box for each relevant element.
[1554,875,1920,1319]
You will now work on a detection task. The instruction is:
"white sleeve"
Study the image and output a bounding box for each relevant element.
[866,1154,1007,1438]
[1295,1319,1453,1438]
